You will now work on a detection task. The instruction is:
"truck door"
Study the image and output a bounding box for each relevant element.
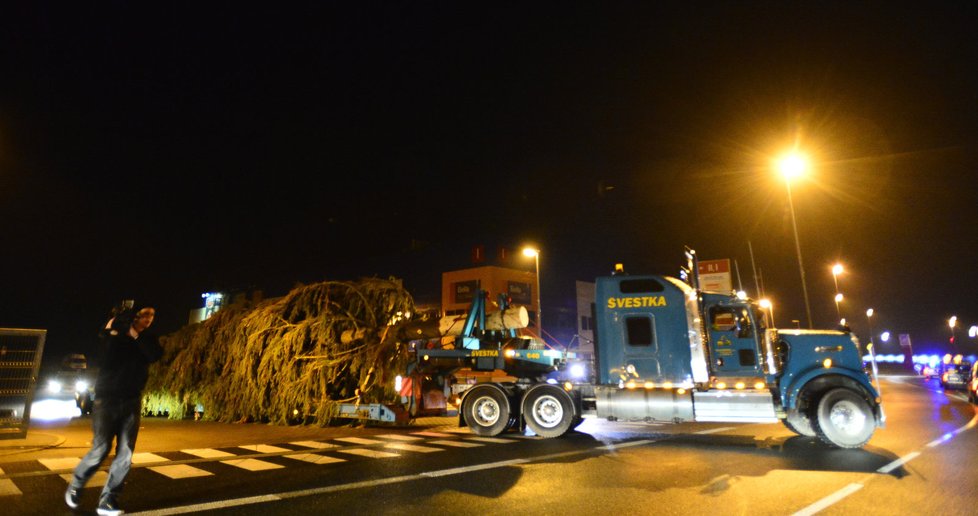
[707,306,761,376]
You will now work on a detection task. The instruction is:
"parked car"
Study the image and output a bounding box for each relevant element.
[939,361,973,391]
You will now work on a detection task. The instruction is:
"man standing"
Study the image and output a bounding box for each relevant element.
[65,304,163,515]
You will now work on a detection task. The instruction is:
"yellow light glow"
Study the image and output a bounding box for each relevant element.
[777,152,808,181]
[626,381,637,389]
[293,409,300,416]
[662,381,673,389]
[505,349,516,358]
[735,382,745,390]
[832,264,844,276]
[823,358,833,368]
[423,355,430,361]
[954,354,963,365]
[522,247,539,258]
[759,299,772,309]
[834,293,843,303]
[716,382,727,390]
[644,381,655,389]
[564,382,573,391]
[943,354,952,364]
[677,388,686,394]
[754,382,765,390]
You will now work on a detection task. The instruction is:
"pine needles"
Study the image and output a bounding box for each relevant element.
[143,277,416,426]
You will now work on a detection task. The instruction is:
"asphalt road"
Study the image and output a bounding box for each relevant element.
[1,375,974,515]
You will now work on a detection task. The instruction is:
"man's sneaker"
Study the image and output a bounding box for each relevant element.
[64,486,81,509]
[96,495,123,516]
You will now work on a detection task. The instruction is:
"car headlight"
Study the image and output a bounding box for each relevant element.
[47,380,62,393]
[75,380,89,392]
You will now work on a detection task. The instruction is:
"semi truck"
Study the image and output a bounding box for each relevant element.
[361,248,885,449]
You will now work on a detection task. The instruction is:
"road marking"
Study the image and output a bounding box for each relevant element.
[129,443,659,515]
[384,443,443,453]
[0,467,21,497]
[877,452,920,474]
[284,453,346,465]
[132,453,171,464]
[427,439,483,448]
[239,445,291,454]
[411,431,454,437]
[464,436,517,444]
[336,448,400,459]
[59,472,107,486]
[290,440,339,450]
[149,464,214,479]
[221,458,284,471]
[182,448,236,459]
[792,483,863,516]
[335,437,385,445]
[375,434,423,441]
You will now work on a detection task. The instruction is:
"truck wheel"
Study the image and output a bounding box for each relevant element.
[782,408,815,437]
[462,385,510,436]
[813,388,875,449]
[522,385,575,438]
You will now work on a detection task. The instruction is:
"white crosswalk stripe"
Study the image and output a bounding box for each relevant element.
[428,439,483,448]
[334,437,385,445]
[384,443,443,453]
[290,440,339,450]
[0,467,21,497]
[221,458,284,471]
[133,452,213,479]
[284,453,346,465]
[182,448,236,459]
[239,444,291,454]
[376,434,423,441]
[411,431,455,437]
[336,448,400,459]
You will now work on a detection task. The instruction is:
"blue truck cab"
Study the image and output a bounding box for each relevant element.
[590,272,884,448]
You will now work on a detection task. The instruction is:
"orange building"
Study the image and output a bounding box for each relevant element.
[441,266,537,325]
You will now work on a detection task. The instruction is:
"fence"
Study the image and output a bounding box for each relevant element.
[0,329,46,439]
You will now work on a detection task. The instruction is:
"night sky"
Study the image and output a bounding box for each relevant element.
[2,3,977,365]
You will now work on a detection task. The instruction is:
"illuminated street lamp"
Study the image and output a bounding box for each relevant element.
[948,315,957,344]
[831,263,844,321]
[866,308,875,354]
[522,247,542,336]
[777,152,813,329]
[759,298,774,327]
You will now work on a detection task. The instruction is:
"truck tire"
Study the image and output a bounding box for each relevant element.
[462,385,510,436]
[813,388,875,448]
[522,384,575,438]
[782,408,815,437]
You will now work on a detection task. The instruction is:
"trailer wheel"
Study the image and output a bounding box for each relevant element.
[522,385,575,438]
[813,388,875,448]
[462,385,510,436]
[782,408,815,437]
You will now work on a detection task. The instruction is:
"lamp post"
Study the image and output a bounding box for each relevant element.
[759,298,774,327]
[777,152,813,329]
[866,308,875,355]
[949,315,957,345]
[831,263,844,322]
[522,247,542,336]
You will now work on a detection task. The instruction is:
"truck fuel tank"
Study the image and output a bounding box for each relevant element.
[594,385,694,422]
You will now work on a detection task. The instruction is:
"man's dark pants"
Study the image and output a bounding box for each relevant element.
[69,397,142,499]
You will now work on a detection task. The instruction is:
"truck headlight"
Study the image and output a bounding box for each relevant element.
[75,380,89,392]
[569,363,586,379]
[47,380,62,393]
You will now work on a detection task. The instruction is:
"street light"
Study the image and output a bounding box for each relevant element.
[949,315,957,344]
[866,308,875,354]
[759,298,774,327]
[777,151,813,329]
[831,263,844,321]
[522,247,542,336]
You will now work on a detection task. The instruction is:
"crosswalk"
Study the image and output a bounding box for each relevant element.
[0,430,529,497]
